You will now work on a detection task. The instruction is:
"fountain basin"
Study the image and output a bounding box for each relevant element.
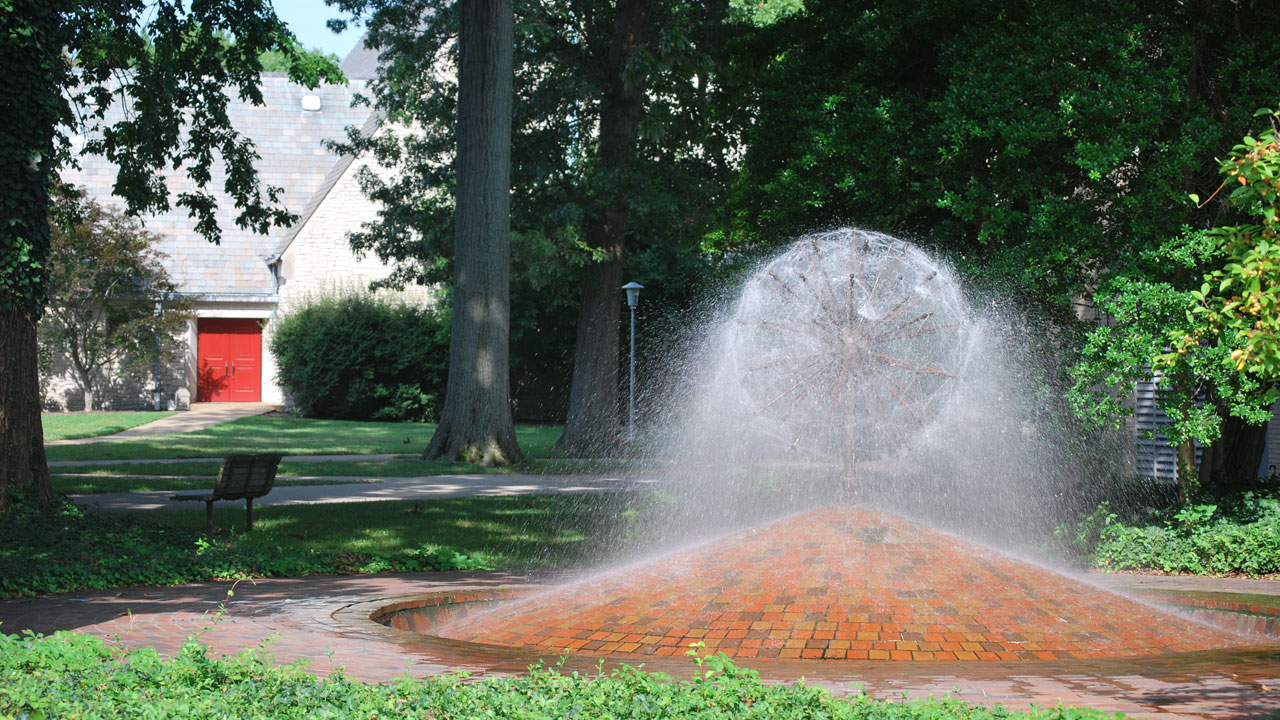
[1147,591,1280,639]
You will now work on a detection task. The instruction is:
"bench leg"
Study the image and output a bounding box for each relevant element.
[205,501,214,535]
[245,497,254,531]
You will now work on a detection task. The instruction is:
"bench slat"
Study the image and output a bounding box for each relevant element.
[169,453,282,535]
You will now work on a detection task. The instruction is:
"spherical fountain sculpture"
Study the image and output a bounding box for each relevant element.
[723,229,974,493]
[378,229,1258,671]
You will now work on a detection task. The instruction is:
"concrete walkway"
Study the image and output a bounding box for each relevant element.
[49,453,403,467]
[45,402,280,446]
[70,473,655,511]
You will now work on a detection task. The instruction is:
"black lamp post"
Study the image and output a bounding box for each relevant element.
[621,282,644,442]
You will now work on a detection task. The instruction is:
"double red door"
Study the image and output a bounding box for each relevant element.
[197,318,262,402]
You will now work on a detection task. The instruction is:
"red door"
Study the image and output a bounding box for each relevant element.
[197,318,262,402]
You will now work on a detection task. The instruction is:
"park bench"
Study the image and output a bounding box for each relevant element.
[170,453,283,534]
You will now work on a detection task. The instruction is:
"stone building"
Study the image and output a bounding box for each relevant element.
[43,42,427,411]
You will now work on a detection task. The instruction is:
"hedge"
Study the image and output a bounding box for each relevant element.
[271,292,449,422]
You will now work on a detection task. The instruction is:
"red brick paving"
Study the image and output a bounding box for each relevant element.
[437,507,1244,661]
[2,518,1280,718]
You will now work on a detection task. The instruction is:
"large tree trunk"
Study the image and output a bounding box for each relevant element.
[555,0,653,454]
[1206,415,1268,490]
[423,0,522,465]
[0,308,52,509]
[1,0,60,510]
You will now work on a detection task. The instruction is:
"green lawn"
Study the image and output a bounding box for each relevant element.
[41,411,175,441]
[44,417,563,462]
[125,493,639,569]
[2,493,669,597]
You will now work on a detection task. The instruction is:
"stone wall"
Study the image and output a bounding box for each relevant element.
[266,142,436,406]
[40,325,190,412]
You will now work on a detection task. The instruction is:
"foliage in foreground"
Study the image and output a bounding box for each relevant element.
[0,632,1117,720]
[0,500,486,598]
[1058,487,1280,576]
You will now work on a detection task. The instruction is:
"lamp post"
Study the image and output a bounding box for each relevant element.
[621,282,644,442]
[153,299,164,411]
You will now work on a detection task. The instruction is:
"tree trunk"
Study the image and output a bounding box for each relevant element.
[1196,439,1214,488]
[1176,439,1198,504]
[423,0,522,465]
[1,0,60,510]
[1209,415,1268,489]
[557,224,626,454]
[555,0,653,455]
[0,307,53,509]
[79,367,96,413]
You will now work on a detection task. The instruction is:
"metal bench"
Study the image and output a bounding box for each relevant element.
[170,453,282,534]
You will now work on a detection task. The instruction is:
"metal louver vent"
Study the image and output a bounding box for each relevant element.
[1133,372,1200,482]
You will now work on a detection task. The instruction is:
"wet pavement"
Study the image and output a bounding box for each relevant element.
[438,508,1244,661]
[3,568,1280,718]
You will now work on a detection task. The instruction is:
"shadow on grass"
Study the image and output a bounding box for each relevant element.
[45,418,565,464]
[118,493,658,571]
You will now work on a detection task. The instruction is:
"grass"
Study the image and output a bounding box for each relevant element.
[44,417,563,462]
[41,411,175,441]
[122,493,639,570]
[1,493,662,597]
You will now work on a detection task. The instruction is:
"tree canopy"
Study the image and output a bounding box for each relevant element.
[40,187,193,412]
[720,0,1280,485]
[330,0,741,445]
[0,0,341,508]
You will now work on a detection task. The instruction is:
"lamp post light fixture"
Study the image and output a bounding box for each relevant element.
[621,282,644,442]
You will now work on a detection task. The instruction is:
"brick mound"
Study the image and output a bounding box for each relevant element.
[437,507,1243,661]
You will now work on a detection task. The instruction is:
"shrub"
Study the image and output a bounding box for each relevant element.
[0,633,1122,719]
[1057,488,1280,576]
[271,292,449,422]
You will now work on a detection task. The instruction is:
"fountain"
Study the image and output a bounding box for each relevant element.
[375,229,1261,670]
[720,230,974,496]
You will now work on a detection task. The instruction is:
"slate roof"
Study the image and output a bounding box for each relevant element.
[271,110,382,261]
[62,61,375,298]
[340,35,381,80]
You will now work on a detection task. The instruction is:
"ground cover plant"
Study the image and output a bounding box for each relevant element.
[43,417,561,462]
[41,411,175,441]
[0,493,639,598]
[1058,486,1280,576]
[0,632,1119,720]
